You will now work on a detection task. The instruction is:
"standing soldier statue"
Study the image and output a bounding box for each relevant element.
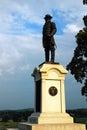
[42,14,57,62]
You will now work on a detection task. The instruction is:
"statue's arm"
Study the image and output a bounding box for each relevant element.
[50,22,57,36]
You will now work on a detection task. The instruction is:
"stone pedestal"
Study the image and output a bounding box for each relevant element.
[28,62,73,124]
[19,62,86,130]
[19,123,86,130]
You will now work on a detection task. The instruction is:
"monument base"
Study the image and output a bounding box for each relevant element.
[19,122,86,130]
[18,112,86,130]
[18,62,86,130]
[28,112,73,124]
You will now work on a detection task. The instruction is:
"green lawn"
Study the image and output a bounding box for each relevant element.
[0,122,18,130]
[74,117,87,124]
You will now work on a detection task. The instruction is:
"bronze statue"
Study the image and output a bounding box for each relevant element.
[42,14,57,62]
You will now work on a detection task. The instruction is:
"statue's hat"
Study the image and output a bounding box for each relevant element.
[44,14,52,19]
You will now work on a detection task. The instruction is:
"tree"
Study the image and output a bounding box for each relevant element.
[2,114,9,122]
[83,0,87,4]
[66,15,87,97]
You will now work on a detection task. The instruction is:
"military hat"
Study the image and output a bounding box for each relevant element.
[44,14,52,19]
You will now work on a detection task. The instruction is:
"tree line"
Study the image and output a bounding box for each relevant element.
[0,108,87,122]
[67,0,87,97]
[0,109,34,122]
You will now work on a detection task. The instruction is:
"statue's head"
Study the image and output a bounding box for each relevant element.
[44,14,52,20]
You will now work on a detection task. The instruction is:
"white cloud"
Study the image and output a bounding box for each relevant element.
[63,24,81,33]
[0,33,42,75]
[19,64,30,71]
[55,33,76,66]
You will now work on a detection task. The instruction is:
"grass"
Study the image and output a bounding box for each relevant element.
[74,117,87,124]
[0,122,18,130]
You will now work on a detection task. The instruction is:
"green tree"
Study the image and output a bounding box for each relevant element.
[2,114,9,122]
[66,15,87,97]
[83,0,87,4]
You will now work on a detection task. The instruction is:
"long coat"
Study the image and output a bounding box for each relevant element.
[42,21,57,48]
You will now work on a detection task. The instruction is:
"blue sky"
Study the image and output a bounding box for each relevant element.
[0,0,87,110]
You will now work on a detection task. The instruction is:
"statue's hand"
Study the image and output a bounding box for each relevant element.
[47,34,52,38]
